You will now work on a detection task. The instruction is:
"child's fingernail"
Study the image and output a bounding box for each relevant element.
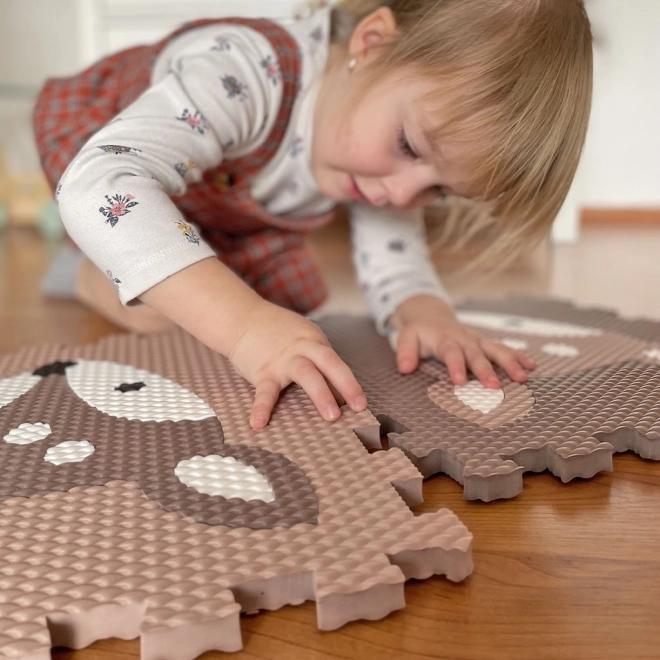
[354,395,367,410]
[252,414,266,429]
[326,404,341,421]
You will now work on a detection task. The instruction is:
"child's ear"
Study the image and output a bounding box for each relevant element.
[348,7,398,67]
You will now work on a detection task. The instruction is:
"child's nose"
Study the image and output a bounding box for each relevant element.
[385,173,426,208]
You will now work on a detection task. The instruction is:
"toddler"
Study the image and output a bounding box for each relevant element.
[33,0,593,429]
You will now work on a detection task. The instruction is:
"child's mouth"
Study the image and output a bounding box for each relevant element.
[347,175,368,203]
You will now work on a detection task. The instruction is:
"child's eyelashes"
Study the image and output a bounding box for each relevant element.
[397,127,448,200]
[397,127,418,159]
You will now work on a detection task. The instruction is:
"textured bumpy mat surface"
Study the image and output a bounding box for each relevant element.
[320,297,660,502]
[0,330,472,660]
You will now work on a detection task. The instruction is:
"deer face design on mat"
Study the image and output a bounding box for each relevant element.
[0,358,318,528]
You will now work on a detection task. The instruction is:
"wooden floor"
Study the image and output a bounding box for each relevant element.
[2,223,660,660]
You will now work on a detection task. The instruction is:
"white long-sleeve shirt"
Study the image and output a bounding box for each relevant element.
[56,8,449,333]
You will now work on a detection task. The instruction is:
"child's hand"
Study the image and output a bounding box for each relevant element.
[389,295,536,388]
[228,301,368,430]
[139,257,367,431]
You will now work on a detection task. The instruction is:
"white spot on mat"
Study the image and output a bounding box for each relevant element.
[66,360,215,422]
[457,311,602,338]
[500,338,529,351]
[45,440,95,466]
[454,381,504,414]
[644,349,660,362]
[0,372,41,408]
[541,343,580,358]
[4,422,51,445]
[175,455,276,503]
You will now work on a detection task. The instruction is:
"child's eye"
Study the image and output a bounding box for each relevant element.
[432,185,447,199]
[397,128,417,159]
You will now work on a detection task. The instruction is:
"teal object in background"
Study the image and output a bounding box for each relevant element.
[39,200,65,241]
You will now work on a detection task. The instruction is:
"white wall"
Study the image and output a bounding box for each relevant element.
[0,0,82,172]
[582,0,660,208]
[0,0,81,87]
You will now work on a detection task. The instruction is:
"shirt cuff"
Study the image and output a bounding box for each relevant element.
[117,243,217,305]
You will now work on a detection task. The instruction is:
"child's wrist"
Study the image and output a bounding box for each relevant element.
[389,294,455,330]
[139,257,265,357]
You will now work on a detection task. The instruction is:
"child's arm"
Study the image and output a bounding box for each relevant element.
[350,205,535,388]
[56,25,366,426]
[56,27,279,307]
[140,257,366,429]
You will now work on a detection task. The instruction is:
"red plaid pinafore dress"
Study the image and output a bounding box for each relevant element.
[33,18,334,313]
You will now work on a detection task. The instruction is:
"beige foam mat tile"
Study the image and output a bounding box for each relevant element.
[0,329,472,659]
[319,297,660,502]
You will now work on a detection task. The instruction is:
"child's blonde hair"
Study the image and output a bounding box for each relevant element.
[310,0,593,268]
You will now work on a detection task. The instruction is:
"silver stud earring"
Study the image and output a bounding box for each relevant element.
[348,58,357,72]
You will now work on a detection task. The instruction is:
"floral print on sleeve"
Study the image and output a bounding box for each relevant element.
[309,25,324,55]
[260,55,281,86]
[290,136,304,158]
[175,221,201,245]
[211,36,231,52]
[174,159,197,179]
[285,180,300,195]
[310,26,324,44]
[99,193,138,227]
[106,270,121,284]
[176,109,208,134]
[98,145,142,156]
[221,75,248,101]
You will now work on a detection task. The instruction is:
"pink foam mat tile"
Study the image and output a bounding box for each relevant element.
[319,296,660,502]
[0,328,472,659]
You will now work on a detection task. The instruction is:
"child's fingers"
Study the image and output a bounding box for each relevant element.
[438,340,468,385]
[250,378,280,430]
[464,345,501,389]
[396,328,420,374]
[517,352,537,370]
[308,344,367,413]
[291,355,343,422]
[481,341,529,383]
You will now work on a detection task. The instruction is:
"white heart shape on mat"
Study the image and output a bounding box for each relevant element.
[453,381,504,414]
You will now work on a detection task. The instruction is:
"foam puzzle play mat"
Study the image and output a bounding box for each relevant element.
[0,323,472,659]
[1,296,659,658]
[321,297,660,501]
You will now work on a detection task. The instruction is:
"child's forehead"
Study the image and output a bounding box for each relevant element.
[386,70,479,139]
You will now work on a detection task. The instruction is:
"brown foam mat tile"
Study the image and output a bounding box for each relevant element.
[319,297,660,502]
[0,329,472,659]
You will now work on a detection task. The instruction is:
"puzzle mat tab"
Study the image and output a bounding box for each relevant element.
[320,297,660,502]
[0,330,472,660]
